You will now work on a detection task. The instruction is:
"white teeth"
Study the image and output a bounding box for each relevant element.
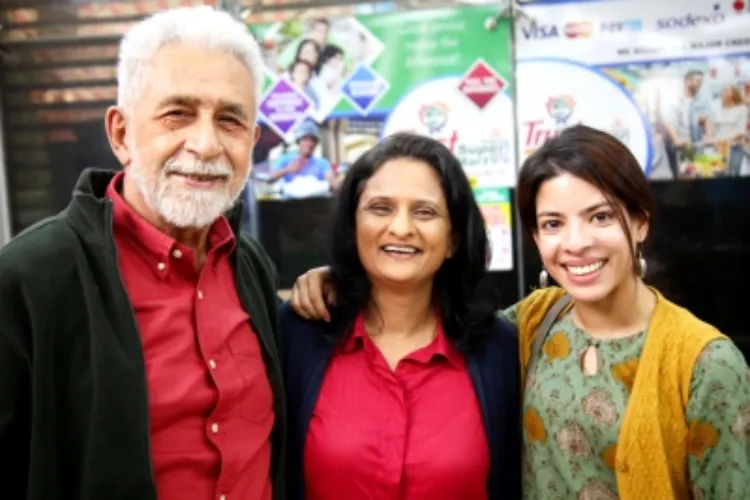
[567,261,604,276]
[382,245,419,254]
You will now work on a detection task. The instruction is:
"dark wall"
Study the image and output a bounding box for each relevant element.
[257,198,333,289]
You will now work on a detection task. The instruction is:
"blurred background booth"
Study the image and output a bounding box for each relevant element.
[0,0,747,357]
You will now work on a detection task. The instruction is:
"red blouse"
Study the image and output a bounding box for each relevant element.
[304,315,489,500]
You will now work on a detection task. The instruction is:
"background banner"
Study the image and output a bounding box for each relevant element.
[249,6,516,199]
[473,187,514,272]
[515,0,750,179]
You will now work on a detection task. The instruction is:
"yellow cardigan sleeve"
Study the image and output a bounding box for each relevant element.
[516,286,568,384]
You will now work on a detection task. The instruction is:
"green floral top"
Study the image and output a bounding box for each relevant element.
[503,305,750,500]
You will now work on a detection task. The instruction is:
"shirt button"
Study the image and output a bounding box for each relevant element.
[172,249,183,259]
[211,423,219,434]
[156,262,166,271]
[197,290,204,300]
[208,359,217,370]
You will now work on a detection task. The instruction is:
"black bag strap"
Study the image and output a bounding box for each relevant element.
[529,294,573,368]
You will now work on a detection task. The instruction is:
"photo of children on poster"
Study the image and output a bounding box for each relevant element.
[249,16,385,200]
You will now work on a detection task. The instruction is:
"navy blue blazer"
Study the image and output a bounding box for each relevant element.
[279,302,522,500]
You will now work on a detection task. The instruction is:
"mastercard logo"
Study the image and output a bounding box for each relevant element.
[564,21,594,38]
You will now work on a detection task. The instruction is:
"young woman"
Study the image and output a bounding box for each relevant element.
[280,133,521,500]
[309,44,346,116]
[713,84,748,176]
[293,38,321,68]
[289,125,750,500]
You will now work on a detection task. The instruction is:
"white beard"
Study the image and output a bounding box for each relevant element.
[128,153,249,229]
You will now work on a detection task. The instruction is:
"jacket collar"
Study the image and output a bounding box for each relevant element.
[66,168,246,241]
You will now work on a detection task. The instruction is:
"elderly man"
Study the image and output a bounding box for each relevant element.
[0,7,285,500]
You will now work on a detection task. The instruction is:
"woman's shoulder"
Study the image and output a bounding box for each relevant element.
[277,301,333,341]
[487,314,518,340]
[518,286,567,311]
[277,300,307,328]
[277,301,353,343]
[466,318,521,396]
[652,290,725,343]
[514,287,568,339]
[277,302,348,373]
[469,316,519,364]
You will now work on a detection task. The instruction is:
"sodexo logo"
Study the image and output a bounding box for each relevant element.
[656,4,726,29]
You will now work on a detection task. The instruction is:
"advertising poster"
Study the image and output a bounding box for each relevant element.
[515,0,750,179]
[473,187,514,271]
[247,6,516,202]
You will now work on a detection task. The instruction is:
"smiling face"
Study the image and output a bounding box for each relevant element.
[321,53,345,83]
[290,61,311,88]
[309,21,329,46]
[107,43,259,229]
[533,173,648,304]
[355,158,454,288]
[298,41,319,66]
[297,135,317,157]
[685,72,704,96]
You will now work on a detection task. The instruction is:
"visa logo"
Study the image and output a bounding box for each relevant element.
[600,19,643,32]
[520,23,559,40]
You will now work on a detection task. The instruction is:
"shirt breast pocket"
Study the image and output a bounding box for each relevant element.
[228,330,275,425]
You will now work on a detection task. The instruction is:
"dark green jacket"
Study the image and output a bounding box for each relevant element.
[0,169,286,499]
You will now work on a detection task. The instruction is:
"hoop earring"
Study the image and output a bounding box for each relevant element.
[638,251,647,279]
[539,269,549,288]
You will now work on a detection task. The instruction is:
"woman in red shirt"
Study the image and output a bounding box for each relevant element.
[279,133,520,500]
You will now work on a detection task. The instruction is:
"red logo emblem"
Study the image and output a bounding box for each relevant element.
[458,59,508,110]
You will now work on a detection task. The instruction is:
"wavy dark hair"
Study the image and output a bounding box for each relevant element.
[315,43,344,74]
[517,124,656,277]
[327,132,502,348]
[294,38,320,63]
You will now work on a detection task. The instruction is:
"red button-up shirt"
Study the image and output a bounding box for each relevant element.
[304,315,489,500]
[108,173,274,500]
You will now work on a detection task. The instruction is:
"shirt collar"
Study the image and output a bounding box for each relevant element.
[106,171,236,279]
[341,313,464,368]
[341,315,368,353]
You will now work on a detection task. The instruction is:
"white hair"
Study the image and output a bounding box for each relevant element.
[116,6,265,110]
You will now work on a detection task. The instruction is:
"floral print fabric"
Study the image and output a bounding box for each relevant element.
[502,306,750,499]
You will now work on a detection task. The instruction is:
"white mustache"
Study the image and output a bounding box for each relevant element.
[163,159,233,178]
